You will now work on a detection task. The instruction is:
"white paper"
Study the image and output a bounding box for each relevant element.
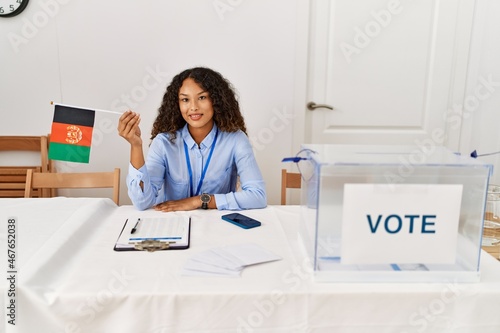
[115,216,190,249]
[341,183,463,265]
[182,243,281,277]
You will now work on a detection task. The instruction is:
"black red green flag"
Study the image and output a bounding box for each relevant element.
[48,105,96,163]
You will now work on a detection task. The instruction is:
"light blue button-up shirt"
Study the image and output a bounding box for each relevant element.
[127,124,267,210]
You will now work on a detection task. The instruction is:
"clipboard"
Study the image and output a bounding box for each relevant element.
[113,216,191,252]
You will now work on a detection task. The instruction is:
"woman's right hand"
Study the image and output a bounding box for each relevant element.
[118,110,142,146]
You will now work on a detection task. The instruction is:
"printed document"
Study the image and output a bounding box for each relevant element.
[115,216,190,250]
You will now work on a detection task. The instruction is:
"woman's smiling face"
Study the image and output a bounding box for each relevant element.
[178,77,214,134]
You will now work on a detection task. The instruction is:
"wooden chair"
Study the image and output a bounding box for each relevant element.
[0,167,42,198]
[24,168,121,205]
[281,169,301,205]
[0,135,53,198]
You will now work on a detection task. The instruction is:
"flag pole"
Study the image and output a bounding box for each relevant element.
[50,101,123,115]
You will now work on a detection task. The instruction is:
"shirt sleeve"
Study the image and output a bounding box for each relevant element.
[214,132,267,210]
[126,137,167,210]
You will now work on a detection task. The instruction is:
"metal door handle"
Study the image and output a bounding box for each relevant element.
[307,102,334,110]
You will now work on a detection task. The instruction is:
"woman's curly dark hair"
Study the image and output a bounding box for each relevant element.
[151,67,247,142]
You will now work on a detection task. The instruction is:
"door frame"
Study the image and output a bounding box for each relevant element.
[291,0,310,152]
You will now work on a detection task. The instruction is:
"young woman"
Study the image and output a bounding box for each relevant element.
[118,67,267,212]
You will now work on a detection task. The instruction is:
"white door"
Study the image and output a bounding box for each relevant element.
[304,0,476,148]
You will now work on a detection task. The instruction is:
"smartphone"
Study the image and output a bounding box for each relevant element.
[221,213,261,229]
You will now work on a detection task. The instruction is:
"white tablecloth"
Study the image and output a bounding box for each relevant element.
[1,198,500,333]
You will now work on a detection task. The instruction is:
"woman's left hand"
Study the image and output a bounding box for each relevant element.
[154,197,200,212]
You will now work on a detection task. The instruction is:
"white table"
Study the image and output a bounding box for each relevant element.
[1,198,500,333]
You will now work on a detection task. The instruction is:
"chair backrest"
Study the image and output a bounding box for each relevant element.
[24,168,121,205]
[0,167,42,198]
[281,169,301,205]
[0,135,52,198]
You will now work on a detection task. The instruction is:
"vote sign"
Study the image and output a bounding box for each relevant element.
[341,184,463,265]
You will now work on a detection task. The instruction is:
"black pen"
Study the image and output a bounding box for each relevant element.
[131,218,141,234]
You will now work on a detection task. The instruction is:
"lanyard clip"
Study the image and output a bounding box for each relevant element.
[281,157,308,163]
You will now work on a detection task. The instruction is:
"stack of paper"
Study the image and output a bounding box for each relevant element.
[182,243,282,277]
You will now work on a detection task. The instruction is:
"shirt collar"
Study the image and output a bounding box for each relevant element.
[182,123,218,149]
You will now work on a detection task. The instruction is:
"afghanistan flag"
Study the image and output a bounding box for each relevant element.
[48,104,95,163]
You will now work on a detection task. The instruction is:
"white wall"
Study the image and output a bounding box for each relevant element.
[0,0,300,205]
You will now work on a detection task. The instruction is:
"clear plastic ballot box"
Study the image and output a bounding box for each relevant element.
[297,144,492,282]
